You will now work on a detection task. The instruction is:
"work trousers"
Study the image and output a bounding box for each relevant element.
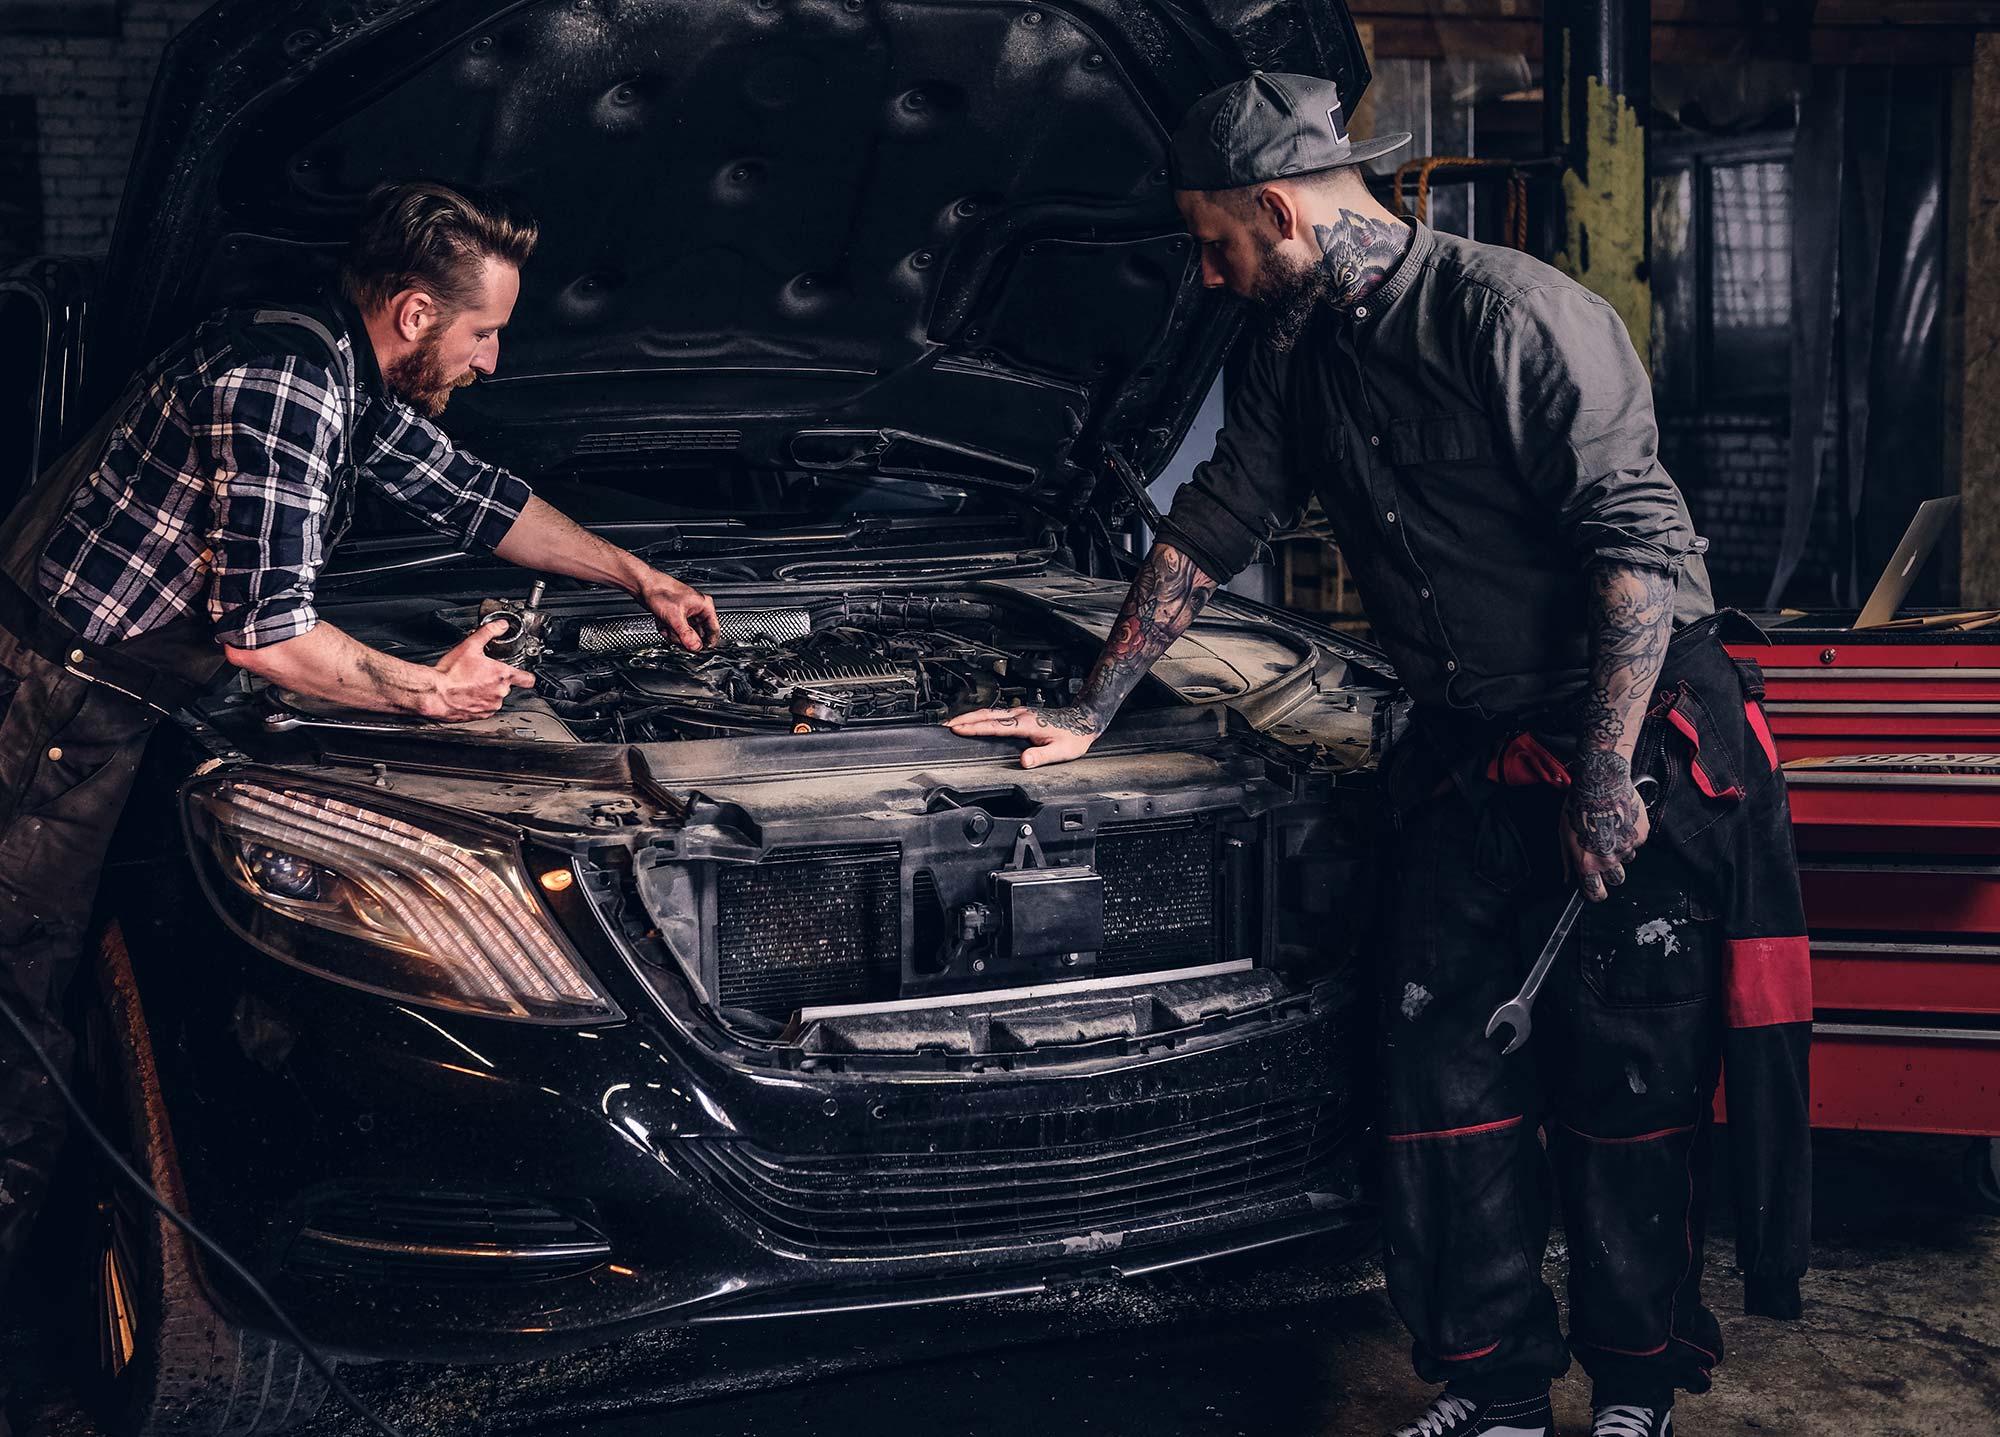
[1366,621,1808,1409]
[0,623,166,1284]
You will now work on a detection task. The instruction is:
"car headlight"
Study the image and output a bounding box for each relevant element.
[184,774,621,1024]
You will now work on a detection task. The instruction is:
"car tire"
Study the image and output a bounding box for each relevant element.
[74,922,329,1436]
[1962,1136,2000,1216]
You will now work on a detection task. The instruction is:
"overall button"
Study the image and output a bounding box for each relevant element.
[1419,587,1432,599]
[1354,305,1370,319]
[1445,660,1458,673]
[1368,434,1381,447]
[1385,511,1397,523]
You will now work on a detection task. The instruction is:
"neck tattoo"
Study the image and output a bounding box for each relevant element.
[1311,209,1412,309]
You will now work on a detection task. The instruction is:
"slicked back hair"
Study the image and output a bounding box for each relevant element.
[338,180,539,318]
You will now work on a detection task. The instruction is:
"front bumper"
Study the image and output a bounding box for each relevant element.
[128,884,1370,1363]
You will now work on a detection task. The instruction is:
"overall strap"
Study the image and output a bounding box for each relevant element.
[242,306,359,437]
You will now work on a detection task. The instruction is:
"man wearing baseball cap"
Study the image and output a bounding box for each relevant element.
[952,71,1810,1437]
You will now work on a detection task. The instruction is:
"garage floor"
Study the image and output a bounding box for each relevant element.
[7,1131,1995,1436]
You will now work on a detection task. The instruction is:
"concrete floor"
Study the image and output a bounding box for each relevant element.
[8,1131,1996,1436]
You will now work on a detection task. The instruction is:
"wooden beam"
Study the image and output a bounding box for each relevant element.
[1353,0,1982,63]
[1359,19,1974,64]
[1961,34,2000,605]
[1356,0,2000,20]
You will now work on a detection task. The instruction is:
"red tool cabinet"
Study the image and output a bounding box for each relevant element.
[1730,624,2000,1142]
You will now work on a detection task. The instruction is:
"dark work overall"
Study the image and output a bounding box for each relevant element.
[0,395,218,1283]
[1374,617,1809,1410]
[0,311,351,1282]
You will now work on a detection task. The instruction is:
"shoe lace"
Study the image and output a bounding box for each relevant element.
[1594,1405,1659,1437]
[1395,1393,1478,1437]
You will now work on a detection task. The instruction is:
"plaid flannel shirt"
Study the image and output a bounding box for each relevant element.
[38,299,531,649]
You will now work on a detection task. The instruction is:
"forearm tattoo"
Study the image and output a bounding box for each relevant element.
[1312,210,1412,309]
[1567,562,1675,857]
[1046,543,1218,737]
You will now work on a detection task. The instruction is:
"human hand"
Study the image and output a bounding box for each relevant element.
[638,572,720,651]
[426,619,537,720]
[1561,752,1652,902]
[944,705,1106,769]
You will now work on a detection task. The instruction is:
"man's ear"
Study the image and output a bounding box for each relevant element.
[1254,184,1305,244]
[390,290,439,343]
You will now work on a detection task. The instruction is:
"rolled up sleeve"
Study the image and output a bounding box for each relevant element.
[1156,341,1305,584]
[359,397,533,554]
[1481,285,1694,574]
[198,359,337,649]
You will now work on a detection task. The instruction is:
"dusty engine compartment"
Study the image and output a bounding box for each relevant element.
[447,590,1118,744]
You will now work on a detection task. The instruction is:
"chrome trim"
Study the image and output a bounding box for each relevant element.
[1783,771,2000,787]
[1767,702,2000,715]
[1764,667,2000,679]
[295,1229,612,1263]
[795,959,1256,1022]
[1799,861,2000,876]
[1814,1021,2000,1044]
[1812,939,2000,958]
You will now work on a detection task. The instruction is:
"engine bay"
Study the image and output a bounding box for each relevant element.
[450,589,1106,744]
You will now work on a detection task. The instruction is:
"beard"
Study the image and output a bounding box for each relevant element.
[384,332,479,418]
[1250,237,1333,354]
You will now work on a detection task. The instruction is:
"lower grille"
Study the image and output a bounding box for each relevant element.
[680,1091,1348,1254]
[1095,816,1226,976]
[285,1192,608,1284]
[716,844,901,1019]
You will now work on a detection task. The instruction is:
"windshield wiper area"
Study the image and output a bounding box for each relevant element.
[771,540,1059,583]
[324,519,883,586]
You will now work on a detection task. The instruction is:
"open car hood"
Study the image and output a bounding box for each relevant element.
[102,0,1367,513]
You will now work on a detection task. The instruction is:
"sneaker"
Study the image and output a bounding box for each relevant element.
[1594,1404,1672,1437]
[1391,1389,1554,1437]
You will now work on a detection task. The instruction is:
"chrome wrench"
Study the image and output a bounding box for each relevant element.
[1484,774,1658,1055]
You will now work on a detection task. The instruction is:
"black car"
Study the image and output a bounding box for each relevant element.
[1,0,1398,1430]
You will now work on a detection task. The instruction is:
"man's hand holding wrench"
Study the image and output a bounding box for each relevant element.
[1486,773,1659,1056]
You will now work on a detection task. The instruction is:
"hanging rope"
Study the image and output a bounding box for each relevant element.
[1390,156,1531,251]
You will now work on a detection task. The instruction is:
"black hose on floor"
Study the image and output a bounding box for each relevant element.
[0,987,401,1437]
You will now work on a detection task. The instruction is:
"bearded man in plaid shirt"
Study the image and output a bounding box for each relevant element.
[0,181,718,1301]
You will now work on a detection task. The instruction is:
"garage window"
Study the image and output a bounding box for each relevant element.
[1651,134,1795,413]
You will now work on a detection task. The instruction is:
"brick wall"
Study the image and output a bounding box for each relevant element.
[0,0,210,259]
[1663,411,1847,609]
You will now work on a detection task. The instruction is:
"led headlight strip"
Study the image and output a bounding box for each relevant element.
[188,778,616,1022]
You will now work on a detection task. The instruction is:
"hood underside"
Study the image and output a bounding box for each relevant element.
[104,0,1366,508]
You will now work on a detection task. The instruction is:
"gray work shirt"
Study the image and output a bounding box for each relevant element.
[1158,222,1714,722]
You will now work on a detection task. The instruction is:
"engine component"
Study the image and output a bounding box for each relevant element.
[524,593,1079,743]
[479,581,553,668]
[574,608,811,654]
[790,688,853,731]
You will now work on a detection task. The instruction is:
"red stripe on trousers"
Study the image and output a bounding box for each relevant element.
[1726,935,1814,1027]
[1561,1122,1698,1146]
[1440,1339,1502,1362]
[1385,1114,1525,1144]
[1666,708,1743,801]
[1745,699,1779,770]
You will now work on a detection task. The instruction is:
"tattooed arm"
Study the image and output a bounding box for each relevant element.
[1563,562,1675,901]
[945,540,1220,768]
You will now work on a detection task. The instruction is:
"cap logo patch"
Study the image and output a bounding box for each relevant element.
[1329,106,1349,144]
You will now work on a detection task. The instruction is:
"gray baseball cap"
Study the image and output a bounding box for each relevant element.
[1169,71,1410,191]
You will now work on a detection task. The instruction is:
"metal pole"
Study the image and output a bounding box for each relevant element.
[1544,0,1652,365]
